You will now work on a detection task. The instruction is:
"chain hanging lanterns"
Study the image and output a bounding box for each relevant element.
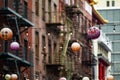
[5,74,18,80]
[87,26,100,39]
[0,27,13,40]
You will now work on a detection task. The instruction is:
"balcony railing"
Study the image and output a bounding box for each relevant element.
[45,11,65,26]
[65,0,83,15]
[9,46,33,66]
[0,0,33,26]
[0,40,33,67]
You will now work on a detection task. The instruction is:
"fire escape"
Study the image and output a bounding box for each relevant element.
[65,0,97,79]
[0,0,33,80]
[44,1,73,79]
[65,0,84,79]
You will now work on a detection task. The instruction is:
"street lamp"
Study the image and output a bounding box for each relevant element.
[82,77,90,80]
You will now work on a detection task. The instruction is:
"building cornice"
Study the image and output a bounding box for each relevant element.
[92,6,108,24]
[88,0,98,5]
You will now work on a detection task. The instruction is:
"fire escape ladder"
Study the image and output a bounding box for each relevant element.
[14,16,21,43]
[61,25,72,65]
[14,60,20,80]
[61,33,70,64]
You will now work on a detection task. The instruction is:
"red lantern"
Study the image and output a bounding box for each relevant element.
[10,42,20,51]
[0,27,13,40]
[71,42,81,52]
[107,75,114,80]
[87,26,100,39]
[11,74,18,80]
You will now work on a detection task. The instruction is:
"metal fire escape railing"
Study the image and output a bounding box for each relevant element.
[45,11,64,25]
[0,0,34,26]
[0,0,33,79]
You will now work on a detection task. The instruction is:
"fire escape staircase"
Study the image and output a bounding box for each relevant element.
[0,0,34,26]
[0,0,34,79]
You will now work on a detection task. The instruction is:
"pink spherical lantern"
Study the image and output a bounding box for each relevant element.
[10,42,20,51]
[71,42,81,52]
[0,27,13,40]
[87,26,100,39]
[11,74,18,80]
[59,77,66,80]
[107,75,114,80]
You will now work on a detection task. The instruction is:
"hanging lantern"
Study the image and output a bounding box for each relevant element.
[59,77,66,80]
[82,77,90,80]
[87,26,100,39]
[5,74,11,80]
[107,75,114,80]
[0,27,13,40]
[71,42,81,52]
[10,42,20,51]
[11,74,18,80]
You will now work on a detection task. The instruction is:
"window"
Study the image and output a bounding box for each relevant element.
[112,0,115,6]
[106,1,110,7]
[48,0,51,22]
[35,0,39,16]
[42,36,46,52]
[42,0,45,20]
[24,39,28,59]
[53,4,57,22]
[23,1,28,18]
[35,72,40,80]
[65,0,70,5]
[35,31,39,58]
[48,39,52,63]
